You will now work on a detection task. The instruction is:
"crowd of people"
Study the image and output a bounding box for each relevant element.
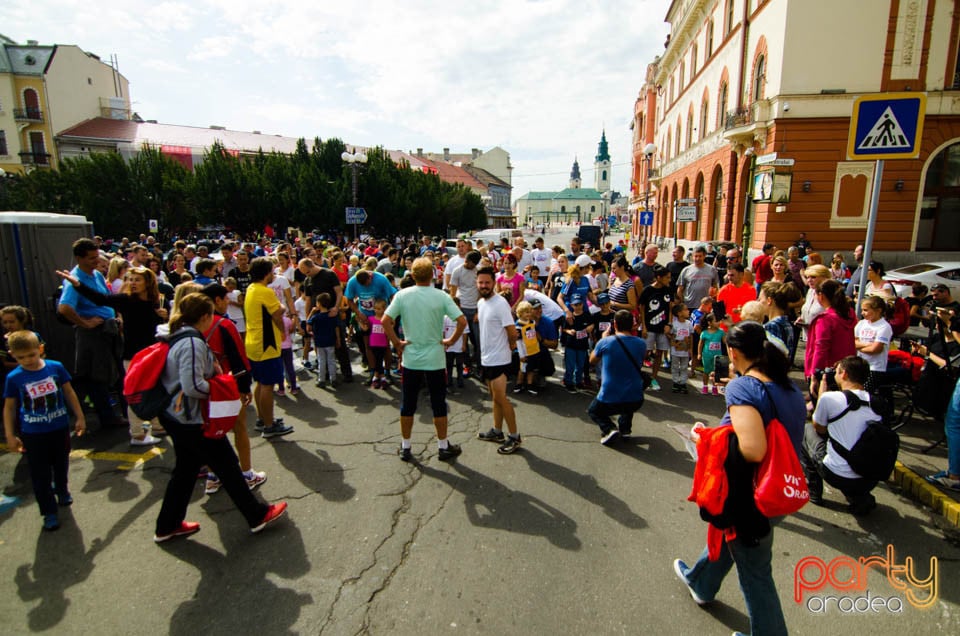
[1,226,957,636]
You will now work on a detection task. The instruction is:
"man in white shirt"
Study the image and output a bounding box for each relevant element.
[449,251,481,372]
[475,266,521,454]
[530,236,551,286]
[443,239,470,290]
[803,356,880,516]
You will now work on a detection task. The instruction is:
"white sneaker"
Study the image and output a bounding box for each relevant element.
[673,559,709,605]
[131,434,162,446]
[246,471,267,491]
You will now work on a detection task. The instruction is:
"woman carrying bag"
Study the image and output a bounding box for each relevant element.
[153,293,287,543]
[673,321,805,636]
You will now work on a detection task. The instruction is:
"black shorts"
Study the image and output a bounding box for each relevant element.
[480,363,512,382]
[400,368,447,417]
[523,351,543,372]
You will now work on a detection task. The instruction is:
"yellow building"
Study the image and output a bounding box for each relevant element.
[0,34,129,174]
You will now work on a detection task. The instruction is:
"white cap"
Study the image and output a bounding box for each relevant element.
[575,254,593,268]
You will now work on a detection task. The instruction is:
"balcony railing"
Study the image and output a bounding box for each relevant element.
[20,151,51,166]
[13,108,44,122]
[724,106,753,130]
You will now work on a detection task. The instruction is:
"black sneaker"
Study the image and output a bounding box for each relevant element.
[399,447,414,462]
[255,419,265,432]
[672,384,682,393]
[477,428,505,442]
[565,384,577,394]
[601,429,620,446]
[262,420,294,438]
[512,383,525,394]
[526,387,539,396]
[497,435,522,455]
[437,444,462,461]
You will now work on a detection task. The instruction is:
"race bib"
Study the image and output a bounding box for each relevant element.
[860,328,876,340]
[524,327,537,340]
[576,330,588,339]
[598,321,611,333]
[675,328,690,339]
[371,323,385,335]
[360,298,375,312]
[25,377,58,399]
[708,341,722,351]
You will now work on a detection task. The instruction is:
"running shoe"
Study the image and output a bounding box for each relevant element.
[649,380,661,391]
[477,428,505,442]
[262,420,294,439]
[43,514,60,531]
[205,475,222,495]
[601,429,620,446]
[437,444,462,461]
[245,471,267,491]
[497,435,522,455]
[673,559,709,605]
[251,502,288,534]
[399,447,414,462]
[154,521,200,543]
[131,434,162,446]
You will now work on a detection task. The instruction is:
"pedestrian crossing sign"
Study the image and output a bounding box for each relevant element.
[847,92,926,160]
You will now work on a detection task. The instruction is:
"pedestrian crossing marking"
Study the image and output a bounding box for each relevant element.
[857,107,910,151]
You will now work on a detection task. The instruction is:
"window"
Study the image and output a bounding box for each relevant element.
[576,205,581,213]
[591,206,596,212]
[700,99,709,139]
[665,130,672,161]
[686,113,694,148]
[691,44,698,77]
[675,121,682,156]
[718,82,729,128]
[0,130,6,156]
[679,61,686,89]
[753,55,766,101]
[726,0,736,36]
[706,21,714,57]
[669,77,675,104]
[602,170,607,180]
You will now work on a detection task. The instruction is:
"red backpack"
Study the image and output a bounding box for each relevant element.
[888,296,911,336]
[123,331,203,420]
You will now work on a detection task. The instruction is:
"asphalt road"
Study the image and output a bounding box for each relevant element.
[1,354,958,635]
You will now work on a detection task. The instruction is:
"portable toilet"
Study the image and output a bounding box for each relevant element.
[0,212,94,370]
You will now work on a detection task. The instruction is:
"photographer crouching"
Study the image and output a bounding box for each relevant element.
[800,356,881,516]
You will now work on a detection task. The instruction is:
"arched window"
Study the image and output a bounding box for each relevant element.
[726,0,735,36]
[718,82,729,128]
[561,205,566,212]
[591,205,596,212]
[602,170,607,180]
[686,112,694,148]
[23,88,40,119]
[700,98,709,139]
[706,21,714,57]
[669,77,675,104]
[679,61,686,89]
[753,55,766,102]
[576,205,581,213]
[691,44,698,77]
[675,120,682,156]
[665,130,672,162]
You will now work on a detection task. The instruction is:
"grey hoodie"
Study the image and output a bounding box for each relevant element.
[160,326,213,425]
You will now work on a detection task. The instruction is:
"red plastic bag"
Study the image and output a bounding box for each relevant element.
[753,417,809,516]
[202,374,241,440]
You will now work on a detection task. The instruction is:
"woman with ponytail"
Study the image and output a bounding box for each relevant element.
[804,279,857,396]
[673,321,804,636]
[760,281,802,355]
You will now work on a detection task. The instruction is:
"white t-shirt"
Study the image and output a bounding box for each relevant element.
[444,254,465,289]
[516,248,533,273]
[854,317,892,371]
[523,289,564,321]
[530,247,551,274]
[443,315,468,353]
[670,318,693,357]
[268,275,292,309]
[294,296,307,322]
[477,294,515,366]
[226,289,245,331]
[813,389,875,479]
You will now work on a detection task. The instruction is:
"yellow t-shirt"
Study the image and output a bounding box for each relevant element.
[244,282,282,361]
[518,319,540,356]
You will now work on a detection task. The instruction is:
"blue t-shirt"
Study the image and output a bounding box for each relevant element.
[345,272,396,316]
[561,277,592,306]
[536,315,558,342]
[59,267,115,320]
[4,360,72,433]
[594,335,647,403]
[720,374,806,454]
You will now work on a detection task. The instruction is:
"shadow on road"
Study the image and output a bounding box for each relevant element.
[418,460,582,550]
[519,449,646,529]
[269,441,356,502]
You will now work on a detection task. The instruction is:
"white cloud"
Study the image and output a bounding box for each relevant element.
[9,0,673,197]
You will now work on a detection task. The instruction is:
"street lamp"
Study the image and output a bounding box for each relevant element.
[341,149,367,241]
[642,143,657,247]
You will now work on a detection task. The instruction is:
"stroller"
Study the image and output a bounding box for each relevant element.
[893,337,959,452]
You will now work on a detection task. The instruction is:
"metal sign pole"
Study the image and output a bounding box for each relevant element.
[856,159,884,314]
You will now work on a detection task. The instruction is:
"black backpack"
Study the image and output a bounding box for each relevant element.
[826,390,900,481]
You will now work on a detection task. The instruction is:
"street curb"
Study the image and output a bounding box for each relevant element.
[890,460,960,527]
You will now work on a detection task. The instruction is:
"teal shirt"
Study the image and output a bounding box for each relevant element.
[384,285,463,371]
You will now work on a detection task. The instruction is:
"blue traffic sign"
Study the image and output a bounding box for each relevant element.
[345,207,367,224]
[639,211,653,227]
[847,92,926,160]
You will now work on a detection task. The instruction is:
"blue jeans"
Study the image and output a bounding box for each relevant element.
[563,348,587,385]
[680,525,787,636]
[945,378,960,476]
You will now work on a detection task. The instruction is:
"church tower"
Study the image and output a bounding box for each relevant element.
[594,129,611,193]
[569,157,581,189]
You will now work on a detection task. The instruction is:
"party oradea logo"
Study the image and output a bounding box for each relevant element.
[795,544,938,614]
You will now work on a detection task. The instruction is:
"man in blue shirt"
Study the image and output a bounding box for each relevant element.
[587,310,647,445]
[58,238,123,429]
[345,269,397,376]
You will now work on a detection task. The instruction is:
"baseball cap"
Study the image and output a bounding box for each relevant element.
[528,298,542,308]
[575,254,593,268]
[932,284,949,292]
[597,292,610,305]
[570,294,584,305]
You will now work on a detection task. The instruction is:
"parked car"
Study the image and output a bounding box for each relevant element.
[884,262,960,298]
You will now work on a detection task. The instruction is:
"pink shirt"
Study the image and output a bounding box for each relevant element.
[369,316,388,348]
[496,272,523,306]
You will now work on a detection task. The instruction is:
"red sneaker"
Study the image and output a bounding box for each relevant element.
[154,521,201,543]
[251,502,288,534]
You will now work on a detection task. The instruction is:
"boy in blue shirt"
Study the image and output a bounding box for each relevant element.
[3,331,86,531]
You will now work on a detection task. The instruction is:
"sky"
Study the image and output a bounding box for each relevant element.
[3,0,672,202]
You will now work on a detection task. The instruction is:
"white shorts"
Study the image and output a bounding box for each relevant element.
[645,332,670,352]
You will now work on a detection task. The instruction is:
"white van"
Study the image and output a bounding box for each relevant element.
[467,229,513,245]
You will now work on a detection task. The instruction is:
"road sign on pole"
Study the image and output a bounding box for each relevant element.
[345,207,367,224]
[847,92,926,160]
[639,211,653,226]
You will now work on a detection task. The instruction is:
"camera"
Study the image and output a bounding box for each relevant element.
[813,367,839,392]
